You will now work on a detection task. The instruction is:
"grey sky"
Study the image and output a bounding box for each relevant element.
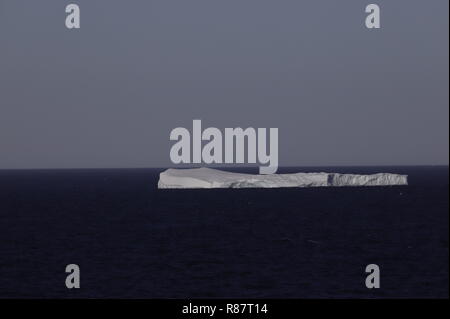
[0,0,448,168]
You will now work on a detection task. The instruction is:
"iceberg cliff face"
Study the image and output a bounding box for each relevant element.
[158,168,408,189]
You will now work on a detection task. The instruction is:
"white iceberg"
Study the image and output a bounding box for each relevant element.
[158,167,408,189]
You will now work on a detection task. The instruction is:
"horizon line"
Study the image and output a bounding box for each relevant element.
[0,164,448,171]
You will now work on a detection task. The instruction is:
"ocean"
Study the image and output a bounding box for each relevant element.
[0,166,448,298]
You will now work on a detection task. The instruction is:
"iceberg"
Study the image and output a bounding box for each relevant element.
[158,167,408,189]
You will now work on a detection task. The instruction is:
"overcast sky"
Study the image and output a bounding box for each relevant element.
[0,0,448,168]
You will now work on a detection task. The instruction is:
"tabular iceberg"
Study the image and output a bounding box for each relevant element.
[158,168,408,189]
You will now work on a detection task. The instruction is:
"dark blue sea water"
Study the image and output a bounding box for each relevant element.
[0,166,448,298]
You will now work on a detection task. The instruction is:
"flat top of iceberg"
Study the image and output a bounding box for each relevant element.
[158,167,408,189]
